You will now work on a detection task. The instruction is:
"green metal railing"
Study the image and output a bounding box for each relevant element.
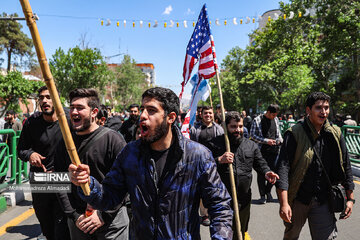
[279,121,360,164]
[341,125,360,164]
[0,129,28,190]
[279,120,297,135]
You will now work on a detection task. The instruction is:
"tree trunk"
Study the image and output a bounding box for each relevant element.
[7,49,12,72]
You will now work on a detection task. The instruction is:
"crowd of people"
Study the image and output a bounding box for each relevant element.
[0,87,356,240]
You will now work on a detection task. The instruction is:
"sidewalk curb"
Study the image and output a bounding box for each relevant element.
[351,165,360,179]
[2,182,31,207]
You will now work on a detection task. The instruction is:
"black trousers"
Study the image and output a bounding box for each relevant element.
[32,192,70,240]
[257,150,278,197]
[233,202,251,240]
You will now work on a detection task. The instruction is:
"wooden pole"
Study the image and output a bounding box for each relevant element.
[208,81,213,109]
[215,67,242,240]
[19,0,90,196]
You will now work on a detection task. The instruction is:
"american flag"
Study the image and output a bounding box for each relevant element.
[180,4,217,98]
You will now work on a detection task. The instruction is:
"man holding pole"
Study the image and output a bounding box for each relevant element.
[210,111,279,239]
[179,4,244,239]
[69,87,233,239]
[54,88,129,239]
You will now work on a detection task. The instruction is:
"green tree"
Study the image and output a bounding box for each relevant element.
[0,71,44,116]
[0,13,33,72]
[49,46,111,98]
[220,13,320,114]
[113,55,148,109]
[280,65,315,114]
[314,0,360,115]
[220,0,360,118]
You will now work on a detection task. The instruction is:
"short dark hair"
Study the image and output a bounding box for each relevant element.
[201,106,213,113]
[97,105,108,119]
[37,86,60,98]
[69,88,100,110]
[6,110,15,116]
[306,92,331,109]
[214,113,222,124]
[225,111,242,125]
[128,104,139,111]
[37,86,48,97]
[267,104,280,113]
[142,87,179,117]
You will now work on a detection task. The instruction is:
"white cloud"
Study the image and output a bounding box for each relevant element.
[162,5,173,15]
[186,8,194,15]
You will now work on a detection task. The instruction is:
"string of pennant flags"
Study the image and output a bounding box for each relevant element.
[99,9,316,28]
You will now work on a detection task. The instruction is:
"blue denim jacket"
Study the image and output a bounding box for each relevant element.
[78,126,233,240]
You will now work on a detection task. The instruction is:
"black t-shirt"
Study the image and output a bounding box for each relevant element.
[120,118,138,143]
[149,141,177,186]
[198,124,215,149]
[261,115,278,154]
[17,112,64,172]
[54,126,126,220]
[296,131,331,205]
[150,148,170,185]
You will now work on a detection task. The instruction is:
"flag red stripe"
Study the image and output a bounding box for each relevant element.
[200,72,216,79]
[199,60,215,70]
[200,48,213,58]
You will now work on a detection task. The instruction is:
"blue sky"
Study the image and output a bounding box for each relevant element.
[3,0,287,97]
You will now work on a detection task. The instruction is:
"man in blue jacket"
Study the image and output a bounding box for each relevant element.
[69,87,233,240]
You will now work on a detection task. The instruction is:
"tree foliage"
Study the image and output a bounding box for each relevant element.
[113,55,148,109]
[219,0,360,117]
[314,0,360,115]
[0,12,33,72]
[0,71,44,116]
[49,46,111,98]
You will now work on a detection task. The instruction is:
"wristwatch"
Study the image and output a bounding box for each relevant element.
[348,198,355,204]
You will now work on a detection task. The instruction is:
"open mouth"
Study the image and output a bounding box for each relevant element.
[140,124,149,137]
[72,116,81,124]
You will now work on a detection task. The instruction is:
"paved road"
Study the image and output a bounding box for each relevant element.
[0,174,359,240]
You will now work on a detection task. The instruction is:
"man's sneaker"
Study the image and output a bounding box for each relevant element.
[201,216,210,226]
[259,196,266,204]
[266,193,274,203]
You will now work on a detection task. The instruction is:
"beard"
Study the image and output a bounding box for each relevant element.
[130,114,139,122]
[41,105,55,116]
[142,117,169,144]
[71,113,92,132]
[229,131,243,146]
